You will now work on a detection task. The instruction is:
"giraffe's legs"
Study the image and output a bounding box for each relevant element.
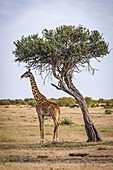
[56,122,59,142]
[38,115,44,144]
[53,120,59,142]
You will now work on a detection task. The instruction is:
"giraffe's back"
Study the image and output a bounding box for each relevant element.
[39,100,60,119]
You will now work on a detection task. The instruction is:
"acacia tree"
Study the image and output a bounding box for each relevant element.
[13,25,109,142]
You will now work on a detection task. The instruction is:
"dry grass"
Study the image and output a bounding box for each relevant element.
[0,105,113,170]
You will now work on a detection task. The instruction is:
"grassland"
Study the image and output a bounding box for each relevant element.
[0,105,113,170]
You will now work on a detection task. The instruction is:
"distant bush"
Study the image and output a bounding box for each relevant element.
[98,98,106,103]
[49,97,77,107]
[0,97,113,108]
[96,104,99,107]
[24,98,29,102]
[105,110,112,114]
[91,103,96,108]
[15,99,26,105]
[28,99,36,107]
[104,101,113,109]
[0,100,10,105]
[85,97,98,107]
[85,97,92,105]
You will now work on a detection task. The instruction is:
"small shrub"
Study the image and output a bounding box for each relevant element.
[105,110,112,114]
[91,103,96,108]
[60,118,73,125]
[96,104,99,107]
[104,101,113,109]
[101,129,107,132]
[5,106,9,108]
[16,104,21,106]
[104,105,113,109]
[45,133,52,135]
[85,97,92,105]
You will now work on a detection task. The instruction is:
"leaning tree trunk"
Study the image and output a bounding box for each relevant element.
[52,67,102,142]
[75,94,102,142]
[70,83,102,142]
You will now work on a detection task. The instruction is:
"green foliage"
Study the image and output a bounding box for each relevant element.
[96,104,99,107]
[0,98,113,108]
[15,99,26,105]
[24,98,29,102]
[13,25,109,77]
[0,100,10,105]
[104,100,113,109]
[105,110,112,114]
[91,103,96,108]
[28,99,36,107]
[0,99,34,106]
[85,97,93,105]
[49,97,77,107]
[0,99,26,105]
[5,106,9,108]
[98,98,106,103]
[60,118,73,125]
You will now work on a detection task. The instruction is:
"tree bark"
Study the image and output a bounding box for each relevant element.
[51,67,102,142]
[67,79,102,142]
[73,91,102,142]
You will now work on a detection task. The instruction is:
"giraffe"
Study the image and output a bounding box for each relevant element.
[21,69,60,144]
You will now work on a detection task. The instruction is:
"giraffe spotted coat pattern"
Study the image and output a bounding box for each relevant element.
[21,69,60,144]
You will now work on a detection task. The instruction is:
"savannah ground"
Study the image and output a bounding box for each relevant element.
[0,105,113,170]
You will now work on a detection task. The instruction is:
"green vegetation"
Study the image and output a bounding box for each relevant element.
[60,118,73,125]
[0,98,35,106]
[0,97,77,107]
[104,101,113,109]
[91,103,96,108]
[0,97,113,108]
[0,99,26,105]
[105,110,112,114]
[85,97,113,108]
[85,97,93,105]
[4,106,9,108]
[49,97,77,107]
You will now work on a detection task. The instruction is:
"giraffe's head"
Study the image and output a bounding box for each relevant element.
[21,69,33,79]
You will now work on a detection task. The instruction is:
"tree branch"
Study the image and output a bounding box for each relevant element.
[51,83,62,90]
[51,65,76,97]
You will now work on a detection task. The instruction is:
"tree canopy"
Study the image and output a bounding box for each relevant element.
[13,25,109,79]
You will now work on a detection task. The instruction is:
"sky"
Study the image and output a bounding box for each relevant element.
[0,0,113,100]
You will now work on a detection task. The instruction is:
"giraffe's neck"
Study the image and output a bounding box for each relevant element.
[30,75,46,102]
